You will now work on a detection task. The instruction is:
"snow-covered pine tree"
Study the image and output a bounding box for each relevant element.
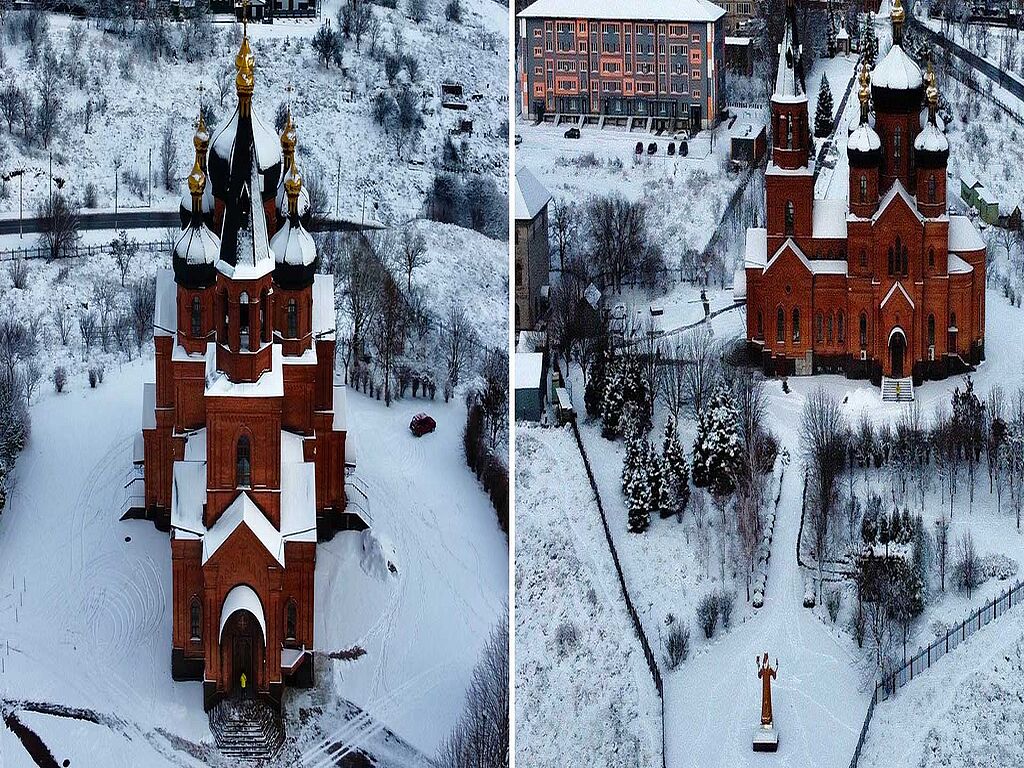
[601,358,626,439]
[621,353,652,434]
[814,75,834,138]
[862,13,878,67]
[826,3,837,57]
[585,345,611,418]
[621,405,644,493]
[662,414,691,520]
[627,441,652,533]
[648,445,667,520]
[691,386,744,497]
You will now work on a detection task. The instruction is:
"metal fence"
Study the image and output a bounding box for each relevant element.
[874,579,1024,704]
[0,239,170,263]
[848,693,877,768]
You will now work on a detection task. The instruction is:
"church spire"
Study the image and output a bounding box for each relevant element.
[858,62,870,125]
[891,0,905,47]
[774,0,805,100]
[925,59,939,125]
[235,0,255,116]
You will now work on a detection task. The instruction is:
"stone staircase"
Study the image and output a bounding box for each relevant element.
[209,698,284,762]
[881,376,914,403]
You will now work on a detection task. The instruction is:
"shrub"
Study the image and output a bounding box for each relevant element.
[720,591,735,628]
[665,620,690,669]
[8,258,28,290]
[52,365,66,393]
[697,591,721,639]
[554,621,578,657]
[88,367,97,388]
[83,181,98,208]
[826,587,841,622]
[444,0,461,21]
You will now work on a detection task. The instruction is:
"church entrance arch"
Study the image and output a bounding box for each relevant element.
[888,327,907,378]
[219,585,266,699]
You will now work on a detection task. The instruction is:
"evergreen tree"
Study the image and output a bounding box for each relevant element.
[627,441,652,533]
[621,405,644,493]
[585,343,610,418]
[601,359,626,439]
[662,414,691,521]
[826,3,838,57]
[648,447,667,520]
[621,354,652,433]
[860,514,876,545]
[877,513,890,555]
[862,13,878,67]
[691,386,745,497]
[814,75,834,138]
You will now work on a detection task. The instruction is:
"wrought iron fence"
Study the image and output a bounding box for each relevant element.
[0,239,170,263]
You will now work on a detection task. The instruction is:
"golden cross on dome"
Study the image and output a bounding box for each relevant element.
[241,0,250,37]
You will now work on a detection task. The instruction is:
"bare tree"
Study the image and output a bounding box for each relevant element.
[657,341,687,420]
[586,195,650,293]
[400,225,427,294]
[129,278,155,350]
[443,302,476,397]
[53,303,73,346]
[216,62,233,106]
[159,119,178,192]
[371,276,406,406]
[111,229,140,286]
[935,515,950,593]
[800,386,847,591]
[34,59,62,148]
[336,235,384,367]
[0,84,21,133]
[680,324,721,421]
[36,192,80,261]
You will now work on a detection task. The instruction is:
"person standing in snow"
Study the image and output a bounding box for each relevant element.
[701,288,710,321]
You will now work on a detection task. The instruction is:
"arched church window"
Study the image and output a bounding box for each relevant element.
[221,291,229,340]
[859,312,867,348]
[786,115,793,149]
[287,299,298,339]
[928,314,935,347]
[190,596,201,641]
[239,292,250,351]
[888,246,895,276]
[928,175,937,203]
[286,599,297,640]
[859,249,867,268]
[838,311,845,343]
[792,308,801,344]
[860,175,867,203]
[191,296,201,338]
[950,311,957,329]
[757,310,763,339]
[236,435,251,488]
[814,312,824,344]
[785,201,795,236]
[776,307,785,343]
[899,240,908,275]
[928,247,935,270]
[827,314,833,343]
[894,126,901,162]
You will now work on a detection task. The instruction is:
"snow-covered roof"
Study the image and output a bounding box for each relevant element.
[515,352,544,390]
[913,122,948,153]
[204,492,284,566]
[219,584,267,642]
[773,4,805,103]
[872,180,922,224]
[837,27,849,40]
[276,165,311,218]
[761,238,847,276]
[517,0,725,21]
[270,217,317,267]
[204,343,284,398]
[154,268,177,337]
[948,253,973,274]
[313,273,336,338]
[281,462,317,542]
[872,45,922,90]
[180,180,215,216]
[331,382,349,432]
[813,200,848,239]
[766,164,814,177]
[960,172,979,189]
[744,227,767,267]
[170,460,207,537]
[211,105,282,173]
[976,186,997,206]
[732,266,747,301]
[880,280,915,310]
[184,429,207,462]
[515,165,551,221]
[725,36,751,46]
[848,123,881,153]
[174,221,221,267]
[142,382,157,430]
[217,161,276,281]
[949,215,986,252]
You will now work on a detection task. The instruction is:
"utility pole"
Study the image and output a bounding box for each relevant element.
[48,150,52,212]
[18,172,23,240]
[149,148,153,207]
[336,156,341,217]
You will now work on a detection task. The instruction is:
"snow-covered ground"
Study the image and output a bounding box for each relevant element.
[0,0,507,227]
[0,357,507,765]
[514,424,661,767]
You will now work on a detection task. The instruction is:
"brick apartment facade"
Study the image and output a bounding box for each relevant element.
[742,0,986,386]
[517,0,727,131]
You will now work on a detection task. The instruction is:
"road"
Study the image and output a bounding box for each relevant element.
[0,209,384,236]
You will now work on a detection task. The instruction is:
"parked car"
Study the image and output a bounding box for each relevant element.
[679,140,689,157]
[673,131,691,142]
[514,134,522,146]
[410,413,437,437]
[647,142,657,155]
[564,127,581,139]
[667,141,676,156]
[635,141,644,155]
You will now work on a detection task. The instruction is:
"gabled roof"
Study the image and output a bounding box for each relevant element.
[203,492,284,566]
[873,180,923,225]
[515,166,551,221]
[517,0,726,22]
[948,253,973,275]
[764,237,811,273]
[949,215,986,252]
[880,281,915,310]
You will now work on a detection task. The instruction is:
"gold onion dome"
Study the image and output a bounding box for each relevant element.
[194,112,210,152]
[891,0,905,25]
[235,36,255,96]
[285,165,303,204]
[858,63,870,106]
[188,156,206,198]
[280,110,297,154]
[926,62,939,108]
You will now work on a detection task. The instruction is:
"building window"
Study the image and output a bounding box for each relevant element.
[859,175,867,203]
[191,296,201,338]
[239,291,250,351]
[859,249,867,267]
[928,174,937,203]
[950,311,957,329]
[928,314,935,347]
[190,596,201,641]
[757,310,763,339]
[814,311,824,344]
[785,201,795,236]
[792,308,800,344]
[894,127,901,162]
[827,314,833,343]
[859,312,867,348]
[287,299,298,338]
[776,306,785,343]
[838,311,845,343]
[786,116,793,148]
[286,599,297,640]
[236,435,251,488]
[928,247,935,269]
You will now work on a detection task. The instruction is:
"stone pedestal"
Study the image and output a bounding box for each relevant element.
[752,724,779,752]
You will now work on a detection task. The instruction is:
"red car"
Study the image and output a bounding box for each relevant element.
[410,413,436,437]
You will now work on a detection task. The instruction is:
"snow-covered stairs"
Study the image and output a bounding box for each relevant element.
[209,699,283,762]
[881,376,914,403]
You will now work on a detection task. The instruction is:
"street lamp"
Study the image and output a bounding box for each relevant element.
[8,169,25,239]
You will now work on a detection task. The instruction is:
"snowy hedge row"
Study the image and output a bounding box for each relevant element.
[752,469,784,609]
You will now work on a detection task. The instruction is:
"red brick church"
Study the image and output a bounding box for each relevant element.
[742,0,986,394]
[140,20,358,710]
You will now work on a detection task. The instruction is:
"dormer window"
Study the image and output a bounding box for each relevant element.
[239,292,250,351]
[191,296,201,338]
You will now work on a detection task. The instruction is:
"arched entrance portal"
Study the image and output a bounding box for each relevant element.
[219,585,267,699]
[888,327,907,379]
